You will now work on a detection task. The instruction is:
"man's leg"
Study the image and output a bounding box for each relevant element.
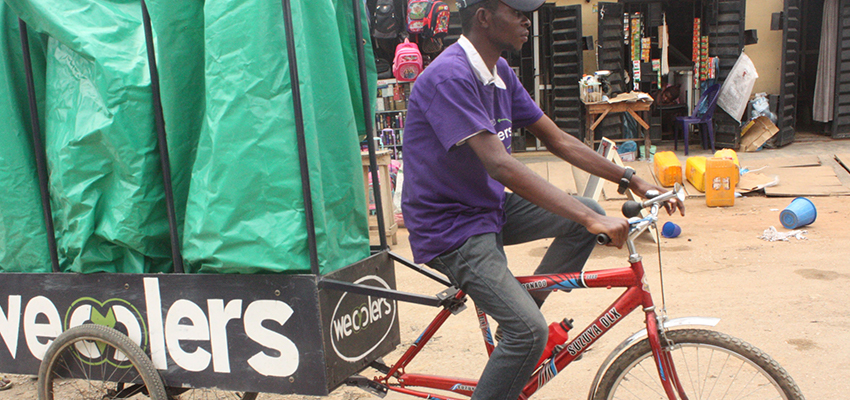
[428,233,547,400]
[500,193,605,303]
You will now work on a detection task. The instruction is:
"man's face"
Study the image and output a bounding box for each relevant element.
[486,2,531,54]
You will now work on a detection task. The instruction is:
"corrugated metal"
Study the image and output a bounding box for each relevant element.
[834,0,850,138]
[704,0,746,148]
[776,0,801,146]
[549,5,584,139]
[595,2,624,141]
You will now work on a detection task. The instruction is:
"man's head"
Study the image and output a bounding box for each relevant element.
[458,0,540,53]
[456,0,545,13]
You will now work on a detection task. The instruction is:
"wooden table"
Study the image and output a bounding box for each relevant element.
[361,150,397,245]
[583,96,654,154]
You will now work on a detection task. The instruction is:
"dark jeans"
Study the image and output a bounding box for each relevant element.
[426,193,604,400]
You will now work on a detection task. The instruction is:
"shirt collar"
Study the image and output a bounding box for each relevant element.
[457,35,507,90]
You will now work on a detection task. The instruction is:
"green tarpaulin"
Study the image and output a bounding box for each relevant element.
[0,0,374,275]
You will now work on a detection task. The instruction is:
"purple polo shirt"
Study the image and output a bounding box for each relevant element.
[401,42,544,264]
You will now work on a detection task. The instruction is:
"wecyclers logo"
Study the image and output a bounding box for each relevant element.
[329,275,396,362]
[64,297,147,368]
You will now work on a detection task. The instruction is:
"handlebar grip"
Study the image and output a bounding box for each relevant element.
[596,234,611,245]
[621,200,643,218]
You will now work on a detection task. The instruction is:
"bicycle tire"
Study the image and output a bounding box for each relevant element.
[168,389,259,400]
[38,323,168,400]
[593,328,805,400]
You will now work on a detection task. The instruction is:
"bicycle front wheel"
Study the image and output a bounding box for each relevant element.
[593,328,804,400]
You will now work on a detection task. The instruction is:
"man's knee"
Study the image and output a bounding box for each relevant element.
[524,312,549,356]
[502,311,548,353]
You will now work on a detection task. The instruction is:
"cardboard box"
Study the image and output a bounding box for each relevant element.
[740,116,779,152]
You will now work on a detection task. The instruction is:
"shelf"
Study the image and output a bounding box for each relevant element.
[376,109,406,114]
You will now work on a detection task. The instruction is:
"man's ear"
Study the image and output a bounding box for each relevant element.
[474,6,492,30]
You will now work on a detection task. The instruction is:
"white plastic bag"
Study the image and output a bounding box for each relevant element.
[717,52,758,122]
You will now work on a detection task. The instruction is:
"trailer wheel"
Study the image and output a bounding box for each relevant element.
[38,323,168,400]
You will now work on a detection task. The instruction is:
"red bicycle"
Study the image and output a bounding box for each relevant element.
[355,184,805,400]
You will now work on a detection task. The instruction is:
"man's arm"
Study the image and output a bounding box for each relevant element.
[465,131,630,247]
[526,115,684,215]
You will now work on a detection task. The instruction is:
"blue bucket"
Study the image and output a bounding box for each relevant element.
[780,197,817,229]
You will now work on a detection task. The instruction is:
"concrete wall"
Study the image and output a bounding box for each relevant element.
[547,0,785,96]
[744,0,783,95]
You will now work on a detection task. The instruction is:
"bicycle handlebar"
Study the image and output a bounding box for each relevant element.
[596,184,685,246]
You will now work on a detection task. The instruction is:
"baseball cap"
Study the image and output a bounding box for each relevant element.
[456,0,545,12]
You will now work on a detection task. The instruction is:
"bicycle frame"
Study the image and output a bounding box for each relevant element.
[373,258,686,400]
[372,187,691,400]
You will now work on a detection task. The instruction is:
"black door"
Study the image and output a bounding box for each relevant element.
[776,0,802,146]
[548,5,584,140]
[834,0,850,138]
[703,0,746,148]
[595,2,625,141]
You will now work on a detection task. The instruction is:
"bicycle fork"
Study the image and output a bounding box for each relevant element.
[644,308,690,400]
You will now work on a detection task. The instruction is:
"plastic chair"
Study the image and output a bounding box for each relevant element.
[674,83,721,155]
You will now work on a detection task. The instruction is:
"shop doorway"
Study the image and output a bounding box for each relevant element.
[784,0,850,140]
[795,0,828,135]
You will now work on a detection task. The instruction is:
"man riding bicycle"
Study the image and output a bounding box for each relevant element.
[400,0,684,398]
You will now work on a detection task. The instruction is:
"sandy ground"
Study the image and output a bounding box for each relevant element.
[3,139,849,399]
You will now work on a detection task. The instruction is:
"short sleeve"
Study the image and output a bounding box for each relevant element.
[423,78,496,152]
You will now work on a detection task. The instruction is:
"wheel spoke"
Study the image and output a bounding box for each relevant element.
[595,329,802,400]
[39,325,166,400]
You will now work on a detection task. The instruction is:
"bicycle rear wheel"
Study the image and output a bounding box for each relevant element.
[593,328,804,400]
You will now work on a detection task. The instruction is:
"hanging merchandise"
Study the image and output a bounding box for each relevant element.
[631,13,641,63]
[693,18,701,87]
[709,57,719,80]
[630,12,641,90]
[392,38,423,82]
[693,18,701,63]
[661,14,669,76]
[700,36,709,82]
[633,60,641,90]
[652,59,661,89]
[641,37,650,63]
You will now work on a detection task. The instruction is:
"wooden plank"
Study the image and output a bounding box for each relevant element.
[742,155,821,169]
[603,179,627,200]
[835,154,850,171]
[590,108,610,131]
[764,166,850,196]
[682,178,705,198]
[765,184,850,196]
[572,165,590,195]
[576,138,617,201]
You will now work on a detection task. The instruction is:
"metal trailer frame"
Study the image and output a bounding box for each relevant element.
[2,0,455,395]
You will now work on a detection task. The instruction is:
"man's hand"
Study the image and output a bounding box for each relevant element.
[586,215,630,248]
[632,177,686,217]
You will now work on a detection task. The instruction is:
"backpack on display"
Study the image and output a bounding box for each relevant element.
[392,38,423,82]
[407,0,450,38]
[373,0,400,39]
